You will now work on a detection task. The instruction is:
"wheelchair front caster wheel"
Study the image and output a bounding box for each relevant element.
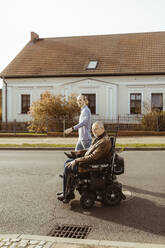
[80,193,95,209]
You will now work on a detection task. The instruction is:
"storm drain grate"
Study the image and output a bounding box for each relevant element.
[50,224,92,239]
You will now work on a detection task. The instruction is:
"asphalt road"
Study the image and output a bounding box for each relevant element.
[0,150,164,245]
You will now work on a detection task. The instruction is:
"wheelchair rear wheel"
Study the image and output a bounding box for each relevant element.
[103,185,122,206]
[80,192,95,209]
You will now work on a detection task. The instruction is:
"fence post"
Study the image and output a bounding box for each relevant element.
[14,119,16,136]
[63,118,65,137]
[45,117,48,134]
[157,114,160,132]
[117,114,119,131]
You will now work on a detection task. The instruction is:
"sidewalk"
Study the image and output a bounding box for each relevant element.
[0,136,165,150]
[0,136,165,144]
[0,234,164,248]
[0,136,165,145]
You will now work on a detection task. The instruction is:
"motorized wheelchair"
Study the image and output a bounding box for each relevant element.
[64,134,126,209]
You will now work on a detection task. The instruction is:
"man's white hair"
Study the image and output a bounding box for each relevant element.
[93,121,104,129]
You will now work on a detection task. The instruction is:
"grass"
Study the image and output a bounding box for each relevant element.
[0,143,164,148]
[116,143,165,148]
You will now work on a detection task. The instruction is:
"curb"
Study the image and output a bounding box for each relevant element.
[0,235,164,248]
[0,147,165,151]
[0,147,74,151]
[121,147,165,151]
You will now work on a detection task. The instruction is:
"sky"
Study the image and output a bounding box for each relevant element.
[0,0,165,87]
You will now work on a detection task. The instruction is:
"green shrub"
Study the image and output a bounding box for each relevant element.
[28,91,80,132]
[141,110,165,131]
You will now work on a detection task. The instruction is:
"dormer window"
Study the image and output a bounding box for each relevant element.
[87,60,98,69]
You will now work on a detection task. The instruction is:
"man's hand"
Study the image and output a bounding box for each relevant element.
[64,128,72,135]
[66,160,76,169]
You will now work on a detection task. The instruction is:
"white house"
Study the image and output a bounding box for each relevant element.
[1,31,165,123]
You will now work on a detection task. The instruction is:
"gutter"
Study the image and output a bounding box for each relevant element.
[2,77,7,124]
[2,71,165,79]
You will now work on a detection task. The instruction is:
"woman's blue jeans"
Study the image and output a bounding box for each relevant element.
[75,139,92,151]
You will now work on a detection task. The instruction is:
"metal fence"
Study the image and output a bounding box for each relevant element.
[0,114,145,133]
[0,113,165,133]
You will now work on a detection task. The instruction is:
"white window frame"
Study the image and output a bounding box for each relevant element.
[19,93,32,114]
[151,92,164,111]
[128,90,143,115]
[80,91,98,115]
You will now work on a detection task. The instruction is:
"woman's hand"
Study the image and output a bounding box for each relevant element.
[64,128,72,135]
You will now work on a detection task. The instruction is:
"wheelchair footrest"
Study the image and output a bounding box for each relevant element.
[121,192,126,200]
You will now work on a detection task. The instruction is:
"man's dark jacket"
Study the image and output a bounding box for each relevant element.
[74,132,112,164]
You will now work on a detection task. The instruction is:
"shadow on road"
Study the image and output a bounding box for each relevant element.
[123,184,165,199]
[70,195,165,237]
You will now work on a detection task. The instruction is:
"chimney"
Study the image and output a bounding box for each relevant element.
[31,32,39,41]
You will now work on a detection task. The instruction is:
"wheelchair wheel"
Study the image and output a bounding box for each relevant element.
[103,185,122,206]
[80,193,95,209]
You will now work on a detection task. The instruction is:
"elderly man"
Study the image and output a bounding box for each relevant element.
[57,121,112,203]
[64,94,92,150]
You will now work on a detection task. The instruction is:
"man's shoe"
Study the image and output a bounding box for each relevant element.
[56,191,63,196]
[63,192,75,204]
[63,198,71,204]
[57,194,65,201]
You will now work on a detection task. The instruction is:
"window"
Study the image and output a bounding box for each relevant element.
[21,94,30,114]
[151,93,163,111]
[130,93,141,114]
[87,60,98,69]
[82,93,96,114]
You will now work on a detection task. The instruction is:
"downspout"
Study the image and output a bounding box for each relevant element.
[2,77,7,124]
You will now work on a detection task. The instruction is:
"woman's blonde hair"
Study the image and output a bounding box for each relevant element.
[77,94,89,105]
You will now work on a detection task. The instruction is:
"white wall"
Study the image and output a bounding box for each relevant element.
[2,75,165,122]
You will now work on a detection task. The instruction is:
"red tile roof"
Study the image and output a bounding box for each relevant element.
[1,31,165,78]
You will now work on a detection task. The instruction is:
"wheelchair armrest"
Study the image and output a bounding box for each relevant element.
[78,159,110,168]
[78,161,91,168]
